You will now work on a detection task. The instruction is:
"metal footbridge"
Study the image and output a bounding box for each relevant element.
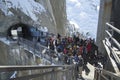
[0,22,120,80]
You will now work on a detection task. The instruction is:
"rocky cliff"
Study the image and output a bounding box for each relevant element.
[0,0,67,36]
[0,0,66,65]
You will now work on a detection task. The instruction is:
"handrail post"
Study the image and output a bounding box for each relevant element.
[99,69,102,80]
[51,68,55,80]
[47,49,52,64]
[94,69,98,80]
[74,64,78,79]
[111,76,113,80]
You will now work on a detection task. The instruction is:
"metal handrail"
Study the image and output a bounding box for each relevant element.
[18,38,68,65]
[0,65,62,72]
[0,65,77,80]
[106,23,120,49]
[105,30,120,49]
[97,23,120,80]
[18,40,53,64]
[94,68,120,80]
[105,38,120,66]
[106,23,120,34]
[19,38,56,53]
[105,22,120,69]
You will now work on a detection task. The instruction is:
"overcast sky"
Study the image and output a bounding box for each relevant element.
[66,0,100,38]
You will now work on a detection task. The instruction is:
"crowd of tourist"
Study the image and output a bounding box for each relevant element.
[46,33,99,77]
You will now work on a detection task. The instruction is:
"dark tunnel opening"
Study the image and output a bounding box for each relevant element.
[7,23,32,40]
[7,23,49,46]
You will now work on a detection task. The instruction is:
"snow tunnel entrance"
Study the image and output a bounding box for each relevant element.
[7,23,32,40]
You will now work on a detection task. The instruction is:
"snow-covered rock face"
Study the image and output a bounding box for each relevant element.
[0,0,67,36]
[67,0,100,38]
[0,0,61,35]
[0,0,46,21]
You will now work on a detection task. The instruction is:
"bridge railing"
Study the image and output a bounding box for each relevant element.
[94,68,120,80]
[18,38,66,65]
[106,23,120,49]
[105,22,120,68]
[0,65,77,80]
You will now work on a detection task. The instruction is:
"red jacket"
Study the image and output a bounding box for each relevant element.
[87,42,92,53]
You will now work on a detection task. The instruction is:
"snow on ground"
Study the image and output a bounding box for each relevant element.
[0,0,46,21]
[0,0,14,15]
[0,37,10,45]
[70,21,79,29]
[82,63,95,80]
[10,71,17,79]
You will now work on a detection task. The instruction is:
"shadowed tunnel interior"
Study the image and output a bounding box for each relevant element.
[7,23,32,40]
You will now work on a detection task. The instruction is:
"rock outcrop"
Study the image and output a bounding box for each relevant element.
[0,0,67,36]
[0,0,67,65]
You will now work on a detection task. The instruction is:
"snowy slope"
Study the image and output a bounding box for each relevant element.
[0,0,46,21]
[67,0,100,38]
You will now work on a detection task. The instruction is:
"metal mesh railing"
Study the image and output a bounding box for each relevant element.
[0,37,77,80]
[0,65,77,80]
[18,38,66,65]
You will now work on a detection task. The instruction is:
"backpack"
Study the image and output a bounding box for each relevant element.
[83,46,87,54]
